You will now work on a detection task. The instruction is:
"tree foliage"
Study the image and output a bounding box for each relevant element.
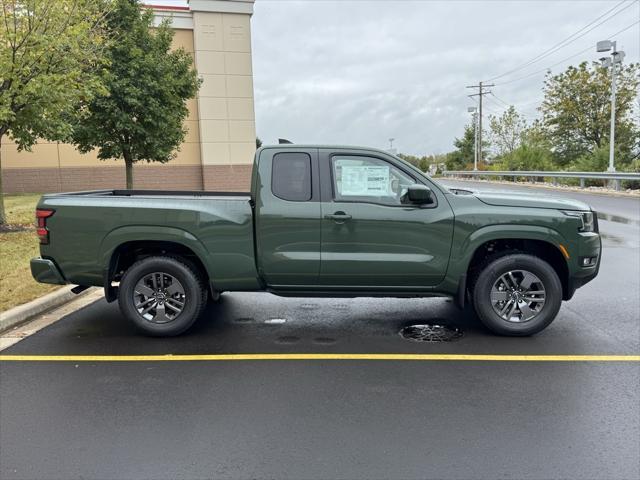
[451,61,639,179]
[540,61,639,167]
[493,144,554,172]
[489,113,556,171]
[445,123,486,171]
[72,0,200,189]
[0,0,108,224]
[397,153,426,171]
[489,106,527,157]
[397,153,447,174]
[446,124,474,170]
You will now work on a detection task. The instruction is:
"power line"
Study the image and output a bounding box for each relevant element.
[490,93,541,117]
[489,92,511,107]
[484,95,539,119]
[493,19,639,86]
[484,0,637,83]
[480,91,544,110]
[485,0,633,82]
[484,95,524,116]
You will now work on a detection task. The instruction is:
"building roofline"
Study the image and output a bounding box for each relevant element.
[144,4,190,11]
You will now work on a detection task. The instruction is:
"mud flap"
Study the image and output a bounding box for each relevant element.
[455,273,467,309]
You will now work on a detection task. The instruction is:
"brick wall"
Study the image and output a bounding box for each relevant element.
[2,163,253,193]
[202,164,252,191]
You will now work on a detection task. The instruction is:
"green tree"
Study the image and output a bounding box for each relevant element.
[256,137,263,149]
[541,61,639,168]
[493,144,554,172]
[446,123,484,170]
[446,124,474,170]
[397,153,433,173]
[72,0,200,189]
[521,119,552,150]
[572,145,610,172]
[0,0,108,224]
[397,153,421,168]
[489,106,527,157]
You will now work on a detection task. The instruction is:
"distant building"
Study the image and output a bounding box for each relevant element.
[3,0,256,193]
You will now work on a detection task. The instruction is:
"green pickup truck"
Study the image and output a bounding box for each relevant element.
[31,145,601,337]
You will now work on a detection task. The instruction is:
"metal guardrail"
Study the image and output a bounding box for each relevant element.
[442,170,640,190]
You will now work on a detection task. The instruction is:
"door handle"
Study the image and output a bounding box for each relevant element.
[324,212,352,222]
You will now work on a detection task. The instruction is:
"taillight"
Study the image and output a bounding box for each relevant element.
[36,209,55,244]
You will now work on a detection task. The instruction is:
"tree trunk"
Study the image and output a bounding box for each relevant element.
[0,133,6,225]
[124,154,134,190]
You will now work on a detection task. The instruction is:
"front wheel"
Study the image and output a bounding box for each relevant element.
[118,256,207,336]
[472,254,562,336]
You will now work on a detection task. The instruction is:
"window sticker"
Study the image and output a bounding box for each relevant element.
[340,165,390,196]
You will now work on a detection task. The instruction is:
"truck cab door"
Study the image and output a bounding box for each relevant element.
[254,147,321,286]
[318,149,454,288]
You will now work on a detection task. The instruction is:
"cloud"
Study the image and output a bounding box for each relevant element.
[150,0,639,154]
[252,0,639,155]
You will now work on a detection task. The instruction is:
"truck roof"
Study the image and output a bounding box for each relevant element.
[258,144,395,157]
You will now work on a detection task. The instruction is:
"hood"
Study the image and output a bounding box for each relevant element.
[451,188,591,211]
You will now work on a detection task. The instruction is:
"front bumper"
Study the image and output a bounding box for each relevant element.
[565,231,601,299]
[30,257,66,285]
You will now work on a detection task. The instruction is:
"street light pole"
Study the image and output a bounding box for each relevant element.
[597,39,625,173]
[474,111,479,171]
[608,45,617,172]
[468,106,478,170]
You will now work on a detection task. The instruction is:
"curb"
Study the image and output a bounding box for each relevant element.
[0,287,97,333]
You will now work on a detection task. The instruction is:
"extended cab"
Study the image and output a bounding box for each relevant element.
[31,145,601,336]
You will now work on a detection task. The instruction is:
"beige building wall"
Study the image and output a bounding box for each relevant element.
[2,0,256,194]
[192,6,256,190]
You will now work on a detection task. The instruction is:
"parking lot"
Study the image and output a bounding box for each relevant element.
[1,181,639,480]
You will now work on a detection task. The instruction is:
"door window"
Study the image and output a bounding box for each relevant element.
[331,156,415,206]
[272,152,312,201]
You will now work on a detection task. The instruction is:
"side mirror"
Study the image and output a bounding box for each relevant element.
[407,184,433,204]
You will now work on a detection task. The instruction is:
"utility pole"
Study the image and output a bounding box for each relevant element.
[466,81,494,168]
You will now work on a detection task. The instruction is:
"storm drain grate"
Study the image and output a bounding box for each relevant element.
[399,324,463,343]
[299,303,320,310]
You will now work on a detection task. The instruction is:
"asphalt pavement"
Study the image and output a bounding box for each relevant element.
[1,181,638,480]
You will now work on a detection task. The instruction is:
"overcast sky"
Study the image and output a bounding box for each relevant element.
[157,0,639,155]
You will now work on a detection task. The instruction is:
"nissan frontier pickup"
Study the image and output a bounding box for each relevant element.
[31,145,601,336]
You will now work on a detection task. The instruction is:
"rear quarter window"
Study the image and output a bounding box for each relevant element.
[271,152,312,201]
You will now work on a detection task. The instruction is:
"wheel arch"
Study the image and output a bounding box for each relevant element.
[452,225,571,301]
[100,226,214,301]
[466,237,570,300]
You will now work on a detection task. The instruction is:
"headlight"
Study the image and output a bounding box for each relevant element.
[561,210,595,232]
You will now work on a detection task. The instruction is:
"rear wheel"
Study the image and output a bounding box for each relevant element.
[118,256,207,336]
[472,254,562,336]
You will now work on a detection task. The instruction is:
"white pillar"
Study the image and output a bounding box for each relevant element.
[190,0,256,190]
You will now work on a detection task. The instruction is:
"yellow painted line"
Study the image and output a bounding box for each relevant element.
[0,354,638,362]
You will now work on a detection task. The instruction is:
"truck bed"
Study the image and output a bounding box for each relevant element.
[43,189,250,198]
[37,189,259,291]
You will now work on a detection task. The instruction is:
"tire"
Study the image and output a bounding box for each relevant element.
[118,256,207,337]
[471,254,562,336]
